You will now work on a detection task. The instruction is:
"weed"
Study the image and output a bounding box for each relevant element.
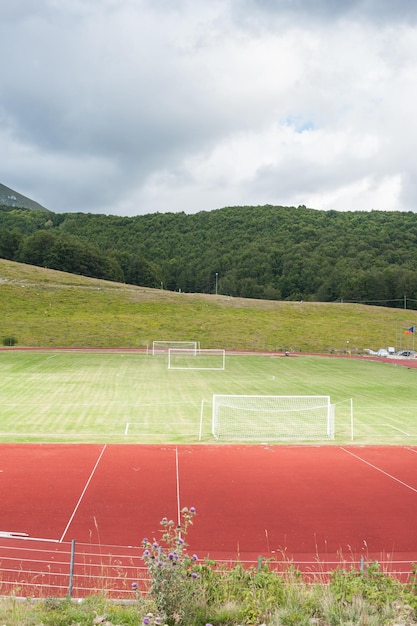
[135,506,201,626]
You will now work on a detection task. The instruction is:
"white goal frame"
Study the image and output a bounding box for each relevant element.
[212,395,335,441]
[152,341,199,356]
[168,348,226,370]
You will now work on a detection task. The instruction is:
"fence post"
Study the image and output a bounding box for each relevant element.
[68,539,76,598]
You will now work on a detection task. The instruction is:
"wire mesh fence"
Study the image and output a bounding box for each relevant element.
[0,538,415,599]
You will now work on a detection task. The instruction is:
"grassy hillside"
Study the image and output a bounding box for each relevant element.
[0,258,416,352]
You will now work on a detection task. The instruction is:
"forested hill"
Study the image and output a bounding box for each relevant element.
[1,203,417,308]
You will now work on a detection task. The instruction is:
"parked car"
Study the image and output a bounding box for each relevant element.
[396,350,417,357]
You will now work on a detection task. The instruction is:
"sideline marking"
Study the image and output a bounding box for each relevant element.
[59,444,107,543]
[340,447,417,494]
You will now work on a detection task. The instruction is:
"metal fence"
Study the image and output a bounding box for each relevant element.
[0,538,415,599]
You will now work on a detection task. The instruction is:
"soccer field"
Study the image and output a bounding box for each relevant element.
[1,350,417,444]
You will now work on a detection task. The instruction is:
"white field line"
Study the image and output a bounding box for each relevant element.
[385,424,411,436]
[0,531,59,542]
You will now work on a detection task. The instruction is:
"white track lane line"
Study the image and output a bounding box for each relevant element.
[340,447,417,494]
[176,446,181,529]
[59,444,107,543]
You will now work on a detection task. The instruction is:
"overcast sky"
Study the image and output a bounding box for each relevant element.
[1,0,417,216]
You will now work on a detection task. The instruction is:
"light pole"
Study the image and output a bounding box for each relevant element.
[215,272,218,295]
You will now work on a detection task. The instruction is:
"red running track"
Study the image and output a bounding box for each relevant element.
[0,444,417,595]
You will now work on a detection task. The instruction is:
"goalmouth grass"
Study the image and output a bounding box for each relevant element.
[1,350,417,444]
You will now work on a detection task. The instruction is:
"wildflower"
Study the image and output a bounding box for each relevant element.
[142,538,148,544]
[154,618,162,625]
[143,618,150,625]
[161,517,168,525]
[192,554,198,561]
[168,552,174,560]
[191,572,198,579]
[190,507,196,514]
[143,549,150,557]
[153,541,159,548]
[132,582,138,589]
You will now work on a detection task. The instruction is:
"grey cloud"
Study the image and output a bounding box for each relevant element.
[238,0,417,22]
[0,0,416,215]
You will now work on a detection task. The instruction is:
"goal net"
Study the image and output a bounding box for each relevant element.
[152,341,198,356]
[212,395,335,441]
[168,349,226,370]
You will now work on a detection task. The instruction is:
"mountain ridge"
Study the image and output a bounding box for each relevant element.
[0,183,50,212]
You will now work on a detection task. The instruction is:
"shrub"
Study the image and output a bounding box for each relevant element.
[2,336,17,346]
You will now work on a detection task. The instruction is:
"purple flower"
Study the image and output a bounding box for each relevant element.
[132,582,138,589]
[143,549,150,557]
[142,538,148,544]
[177,537,184,544]
[143,619,150,625]
[192,554,198,561]
[161,517,168,525]
[168,552,174,560]
[190,507,196,514]
[153,542,159,549]
[191,572,198,579]
[157,561,163,567]
[154,618,162,625]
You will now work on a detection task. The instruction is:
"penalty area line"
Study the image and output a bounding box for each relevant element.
[385,423,411,436]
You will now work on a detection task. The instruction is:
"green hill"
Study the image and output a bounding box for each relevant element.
[0,259,415,352]
[2,203,417,306]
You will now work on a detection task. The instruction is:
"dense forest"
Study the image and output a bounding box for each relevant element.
[1,204,417,308]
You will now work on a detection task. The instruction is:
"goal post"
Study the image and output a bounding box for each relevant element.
[152,341,199,356]
[168,348,226,370]
[212,395,335,441]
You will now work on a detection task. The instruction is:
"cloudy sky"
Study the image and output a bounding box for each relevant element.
[2,0,417,216]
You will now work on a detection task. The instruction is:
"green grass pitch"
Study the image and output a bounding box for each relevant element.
[1,350,417,444]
